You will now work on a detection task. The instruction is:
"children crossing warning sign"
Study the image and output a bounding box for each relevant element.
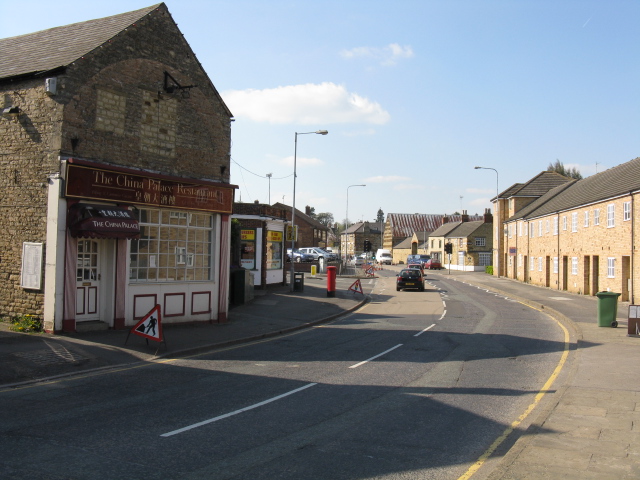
[348,279,364,295]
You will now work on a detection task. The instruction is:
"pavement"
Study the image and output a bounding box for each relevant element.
[1,269,639,479]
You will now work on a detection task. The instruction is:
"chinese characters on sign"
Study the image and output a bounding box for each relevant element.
[65,163,234,214]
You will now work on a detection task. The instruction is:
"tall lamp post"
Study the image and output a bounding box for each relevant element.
[266,173,272,204]
[345,184,366,262]
[290,130,328,291]
[474,166,500,278]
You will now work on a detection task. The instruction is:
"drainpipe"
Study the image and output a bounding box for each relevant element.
[557,213,561,291]
[631,191,635,304]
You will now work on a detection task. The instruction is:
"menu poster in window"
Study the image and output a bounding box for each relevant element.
[21,242,43,290]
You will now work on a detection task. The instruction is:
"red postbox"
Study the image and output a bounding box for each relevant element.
[327,265,337,297]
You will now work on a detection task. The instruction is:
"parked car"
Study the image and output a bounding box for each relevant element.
[396,268,425,292]
[425,258,442,270]
[406,254,431,266]
[299,247,337,262]
[407,263,424,273]
[286,249,313,263]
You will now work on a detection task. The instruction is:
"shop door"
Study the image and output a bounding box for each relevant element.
[76,239,101,321]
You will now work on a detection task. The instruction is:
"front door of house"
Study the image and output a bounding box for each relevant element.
[76,239,101,321]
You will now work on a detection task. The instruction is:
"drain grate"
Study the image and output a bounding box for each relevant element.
[14,343,84,366]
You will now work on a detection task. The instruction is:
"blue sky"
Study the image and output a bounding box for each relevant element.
[3,1,638,225]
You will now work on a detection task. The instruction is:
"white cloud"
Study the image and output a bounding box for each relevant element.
[363,175,411,183]
[221,82,390,125]
[340,43,414,66]
[466,187,495,195]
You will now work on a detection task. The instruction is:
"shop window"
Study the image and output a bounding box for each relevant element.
[130,208,213,283]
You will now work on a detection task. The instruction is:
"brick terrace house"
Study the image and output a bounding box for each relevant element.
[272,203,330,249]
[497,158,640,302]
[0,4,237,332]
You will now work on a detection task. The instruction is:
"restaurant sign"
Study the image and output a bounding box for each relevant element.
[65,163,234,214]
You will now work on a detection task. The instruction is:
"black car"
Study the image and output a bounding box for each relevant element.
[396,268,425,291]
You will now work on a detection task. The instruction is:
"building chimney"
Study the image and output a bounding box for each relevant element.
[305,205,311,216]
[442,214,449,224]
[483,208,493,223]
[461,210,469,223]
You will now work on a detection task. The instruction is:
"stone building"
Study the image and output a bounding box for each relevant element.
[340,221,383,259]
[429,209,494,271]
[0,4,236,332]
[498,158,640,302]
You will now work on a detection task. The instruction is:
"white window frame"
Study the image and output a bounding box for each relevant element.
[538,220,543,237]
[562,216,567,231]
[594,209,600,225]
[475,237,486,247]
[538,257,543,272]
[553,257,558,274]
[584,211,589,227]
[479,253,491,267]
[607,257,616,278]
[571,212,578,232]
[624,201,631,221]
[571,257,578,275]
[529,257,535,271]
[545,219,550,233]
[553,217,558,235]
[607,204,615,228]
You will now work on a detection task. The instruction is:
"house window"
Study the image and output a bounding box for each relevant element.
[571,257,578,275]
[562,216,567,231]
[518,254,522,267]
[584,211,589,227]
[530,224,534,238]
[624,201,631,221]
[553,217,558,235]
[529,257,535,271]
[571,212,578,232]
[130,208,213,283]
[607,257,615,278]
[607,204,615,227]
[553,257,558,274]
[539,220,543,237]
[545,219,550,233]
[479,253,491,266]
[538,257,543,271]
[475,237,486,247]
[594,209,600,225]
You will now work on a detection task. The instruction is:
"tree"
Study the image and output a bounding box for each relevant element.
[376,208,384,223]
[307,206,316,218]
[547,159,583,180]
[316,212,334,227]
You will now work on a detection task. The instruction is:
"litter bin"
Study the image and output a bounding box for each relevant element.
[596,291,621,327]
[293,272,305,292]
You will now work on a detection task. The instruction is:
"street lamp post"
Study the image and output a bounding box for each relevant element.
[345,184,366,262]
[474,166,500,278]
[290,130,328,292]
[266,173,272,204]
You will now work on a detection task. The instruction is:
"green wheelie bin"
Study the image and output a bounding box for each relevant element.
[596,291,621,327]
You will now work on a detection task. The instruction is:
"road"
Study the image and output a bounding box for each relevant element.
[0,268,569,480]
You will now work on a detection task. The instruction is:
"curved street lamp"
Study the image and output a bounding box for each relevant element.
[474,166,500,278]
[290,130,328,291]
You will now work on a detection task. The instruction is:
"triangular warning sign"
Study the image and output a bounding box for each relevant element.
[348,279,364,294]
[131,304,163,342]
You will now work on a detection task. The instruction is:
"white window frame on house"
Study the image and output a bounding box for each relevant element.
[584,211,589,227]
[571,257,578,275]
[607,257,615,278]
[594,209,600,225]
[475,237,486,247]
[607,204,615,228]
[538,257,543,271]
[538,220,543,237]
[562,216,567,231]
[529,257,535,271]
[479,253,491,266]
[624,201,631,221]
[545,219,550,233]
[571,212,578,232]
[553,217,558,235]
[553,257,558,274]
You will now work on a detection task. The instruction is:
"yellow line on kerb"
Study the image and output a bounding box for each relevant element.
[457,302,571,480]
